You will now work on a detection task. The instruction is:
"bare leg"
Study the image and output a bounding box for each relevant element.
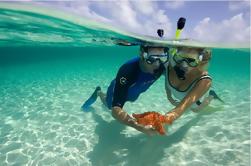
[192,95,214,112]
[97,90,108,107]
[192,90,224,112]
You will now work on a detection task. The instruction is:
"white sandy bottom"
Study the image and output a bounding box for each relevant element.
[0,66,250,166]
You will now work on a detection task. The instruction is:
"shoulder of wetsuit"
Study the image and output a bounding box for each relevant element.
[118,57,140,75]
[115,57,140,84]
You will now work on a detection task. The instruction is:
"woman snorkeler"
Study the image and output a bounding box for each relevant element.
[164,46,224,122]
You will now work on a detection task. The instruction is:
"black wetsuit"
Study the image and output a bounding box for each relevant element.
[106,57,164,109]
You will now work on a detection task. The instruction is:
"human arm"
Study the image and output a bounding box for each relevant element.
[111,61,157,135]
[165,78,212,121]
[191,95,214,112]
[112,106,136,127]
[111,107,157,135]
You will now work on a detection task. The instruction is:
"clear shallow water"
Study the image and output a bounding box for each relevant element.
[0,47,250,166]
[0,2,250,166]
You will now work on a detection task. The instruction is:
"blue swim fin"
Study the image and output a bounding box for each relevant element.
[209,90,224,103]
[81,86,101,111]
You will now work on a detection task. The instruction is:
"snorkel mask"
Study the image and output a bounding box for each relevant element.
[173,52,203,67]
[142,46,169,65]
[170,48,206,80]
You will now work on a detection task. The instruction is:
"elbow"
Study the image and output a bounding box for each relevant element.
[111,108,117,119]
[111,106,121,119]
[205,79,212,90]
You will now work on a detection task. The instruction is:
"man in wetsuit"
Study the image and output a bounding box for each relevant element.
[82,46,169,135]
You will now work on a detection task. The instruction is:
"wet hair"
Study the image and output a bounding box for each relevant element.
[140,46,169,54]
[201,48,211,62]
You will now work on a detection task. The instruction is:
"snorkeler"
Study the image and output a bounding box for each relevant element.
[164,46,224,122]
[82,46,169,135]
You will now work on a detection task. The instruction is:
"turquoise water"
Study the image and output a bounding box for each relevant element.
[0,3,250,166]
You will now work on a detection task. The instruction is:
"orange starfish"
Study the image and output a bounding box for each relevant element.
[132,111,174,135]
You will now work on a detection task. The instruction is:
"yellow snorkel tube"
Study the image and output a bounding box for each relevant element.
[175,17,186,39]
[170,17,186,56]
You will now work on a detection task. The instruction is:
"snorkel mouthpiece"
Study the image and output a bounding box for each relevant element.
[174,65,186,80]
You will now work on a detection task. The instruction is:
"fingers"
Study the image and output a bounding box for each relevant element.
[132,113,137,118]
[132,113,147,118]
[165,112,179,124]
[127,118,135,123]
[165,112,179,119]
[134,123,157,136]
[144,125,153,129]
[135,122,149,129]
[142,126,158,136]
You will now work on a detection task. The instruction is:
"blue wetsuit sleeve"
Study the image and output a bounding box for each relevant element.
[112,61,138,108]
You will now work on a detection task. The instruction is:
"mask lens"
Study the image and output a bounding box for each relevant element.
[174,53,199,67]
[159,56,167,63]
[173,54,183,63]
[187,59,198,67]
[146,54,168,64]
[146,56,156,64]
